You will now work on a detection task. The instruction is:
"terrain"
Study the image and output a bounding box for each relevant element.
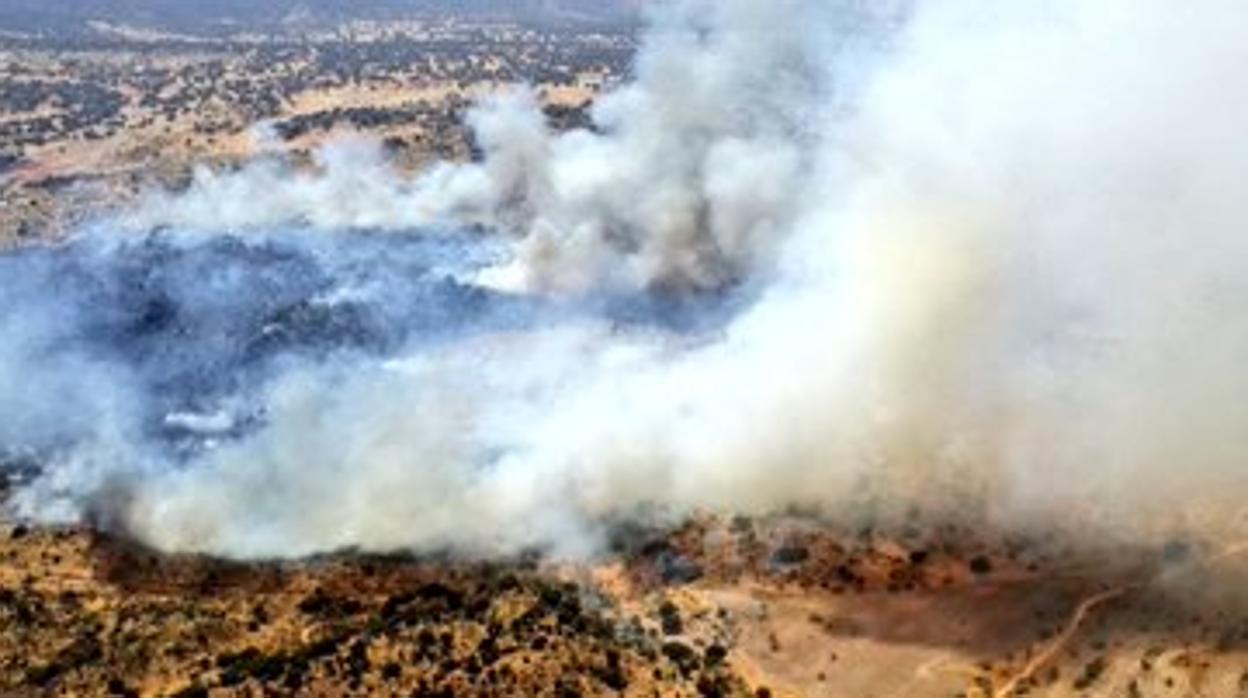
[4,4,1248,698]
[3,514,1248,697]
[0,9,633,240]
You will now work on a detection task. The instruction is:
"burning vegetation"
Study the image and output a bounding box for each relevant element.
[5,0,1248,696]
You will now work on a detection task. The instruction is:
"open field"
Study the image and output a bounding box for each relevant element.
[0,15,631,240]
[3,514,1248,697]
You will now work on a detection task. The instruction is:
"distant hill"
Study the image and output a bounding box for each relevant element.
[0,0,642,36]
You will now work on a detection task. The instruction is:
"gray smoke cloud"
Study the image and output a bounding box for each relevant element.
[5,0,1248,561]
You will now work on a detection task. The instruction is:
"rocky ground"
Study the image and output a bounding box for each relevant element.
[2,514,1247,697]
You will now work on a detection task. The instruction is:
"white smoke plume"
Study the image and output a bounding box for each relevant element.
[6,0,1248,560]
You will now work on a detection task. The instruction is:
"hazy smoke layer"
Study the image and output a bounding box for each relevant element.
[7,0,1248,559]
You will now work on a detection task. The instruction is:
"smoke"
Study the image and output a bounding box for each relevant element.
[6,0,1248,560]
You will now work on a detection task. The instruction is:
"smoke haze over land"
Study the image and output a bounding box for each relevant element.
[4,0,1248,560]
[0,0,641,36]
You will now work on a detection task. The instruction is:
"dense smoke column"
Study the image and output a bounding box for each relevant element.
[127,0,908,294]
[5,0,1248,560]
